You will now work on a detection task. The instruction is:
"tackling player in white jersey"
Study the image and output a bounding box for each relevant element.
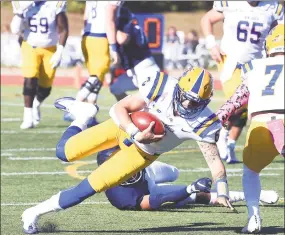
[10,1,68,129]
[21,67,236,233]
[201,0,284,163]
[217,24,284,233]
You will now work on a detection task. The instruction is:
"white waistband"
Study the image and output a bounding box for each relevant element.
[251,113,284,122]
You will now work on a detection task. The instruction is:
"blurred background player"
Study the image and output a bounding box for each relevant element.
[217,24,284,233]
[97,147,279,211]
[201,0,284,163]
[64,1,124,124]
[10,1,69,129]
[110,7,160,101]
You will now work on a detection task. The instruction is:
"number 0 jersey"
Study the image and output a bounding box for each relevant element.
[242,56,284,117]
[126,72,221,155]
[12,1,66,48]
[83,1,124,36]
[213,1,284,64]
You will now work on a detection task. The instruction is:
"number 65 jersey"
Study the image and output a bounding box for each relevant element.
[12,1,66,48]
[242,56,284,117]
[214,1,284,64]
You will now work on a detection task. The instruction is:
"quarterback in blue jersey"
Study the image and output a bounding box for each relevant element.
[110,7,160,101]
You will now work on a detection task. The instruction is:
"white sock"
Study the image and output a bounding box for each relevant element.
[23,107,33,122]
[33,192,62,216]
[243,164,261,218]
[229,191,245,203]
[209,192,218,205]
[70,120,87,131]
[228,137,236,146]
[220,127,229,140]
[32,97,41,109]
[87,93,98,104]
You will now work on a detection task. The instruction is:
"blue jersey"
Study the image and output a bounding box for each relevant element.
[97,147,150,210]
[118,22,152,71]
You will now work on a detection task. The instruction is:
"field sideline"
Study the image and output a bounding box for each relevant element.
[1,76,284,235]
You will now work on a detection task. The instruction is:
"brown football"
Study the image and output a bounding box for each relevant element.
[130,111,165,135]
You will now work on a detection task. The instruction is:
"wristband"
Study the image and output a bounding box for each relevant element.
[126,123,140,140]
[110,43,118,52]
[205,34,217,50]
[216,177,229,199]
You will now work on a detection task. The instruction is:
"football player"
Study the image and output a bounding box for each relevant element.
[217,24,284,233]
[110,7,160,101]
[10,1,69,129]
[22,67,235,233]
[63,1,124,124]
[97,147,279,211]
[201,0,284,163]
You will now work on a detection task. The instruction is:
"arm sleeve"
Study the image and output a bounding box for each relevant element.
[55,1,67,15]
[213,1,227,12]
[10,15,24,35]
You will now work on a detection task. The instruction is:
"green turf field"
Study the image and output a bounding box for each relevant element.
[1,85,284,235]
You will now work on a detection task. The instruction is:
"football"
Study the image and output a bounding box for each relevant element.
[130,111,165,135]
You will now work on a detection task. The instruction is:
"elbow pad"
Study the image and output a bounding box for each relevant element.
[10,15,24,35]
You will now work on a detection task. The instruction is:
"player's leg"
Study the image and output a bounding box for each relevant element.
[20,41,41,129]
[241,120,279,234]
[33,46,57,126]
[77,36,110,104]
[110,73,137,101]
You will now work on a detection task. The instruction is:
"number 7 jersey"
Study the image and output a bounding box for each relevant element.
[242,56,284,117]
[12,1,66,48]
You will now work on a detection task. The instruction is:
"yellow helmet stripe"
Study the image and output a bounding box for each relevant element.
[275,3,283,16]
[191,70,205,95]
[147,72,168,102]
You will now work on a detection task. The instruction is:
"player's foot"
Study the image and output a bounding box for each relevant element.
[20,121,34,130]
[63,112,75,122]
[54,97,98,124]
[241,215,262,234]
[22,207,39,234]
[226,142,241,164]
[32,106,41,127]
[188,177,212,194]
[260,190,279,204]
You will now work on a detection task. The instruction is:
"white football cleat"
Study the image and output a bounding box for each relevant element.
[54,97,98,124]
[20,121,34,130]
[241,215,262,234]
[22,207,39,234]
[226,142,241,164]
[260,190,279,204]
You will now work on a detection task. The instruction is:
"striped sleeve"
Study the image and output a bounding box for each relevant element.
[274,3,284,21]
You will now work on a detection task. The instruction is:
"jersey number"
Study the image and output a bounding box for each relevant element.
[29,17,48,33]
[262,64,283,96]
[237,21,263,44]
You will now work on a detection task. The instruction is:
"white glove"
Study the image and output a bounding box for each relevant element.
[50,45,64,69]
[12,1,34,15]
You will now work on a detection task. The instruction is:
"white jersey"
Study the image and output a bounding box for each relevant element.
[127,71,221,155]
[12,1,66,48]
[83,1,123,36]
[213,1,284,64]
[241,56,284,117]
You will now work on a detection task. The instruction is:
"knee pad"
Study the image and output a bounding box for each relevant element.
[37,86,52,102]
[229,109,248,128]
[23,78,38,96]
[81,75,102,95]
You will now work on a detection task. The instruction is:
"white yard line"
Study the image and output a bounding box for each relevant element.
[8,157,58,161]
[1,148,56,152]
[1,118,21,122]
[1,201,110,206]
[1,130,63,134]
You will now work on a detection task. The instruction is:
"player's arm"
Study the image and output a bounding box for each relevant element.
[196,141,235,211]
[116,30,130,45]
[200,4,224,62]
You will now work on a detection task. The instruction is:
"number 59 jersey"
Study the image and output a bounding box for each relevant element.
[242,56,284,117]
[213,1,284,63]
[12,1,66,48]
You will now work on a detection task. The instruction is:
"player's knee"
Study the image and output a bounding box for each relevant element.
[168,166,179,182]
[23,77,38,96]
[229,109,248,128]
[55,142,69,162]
[37,86,52,102]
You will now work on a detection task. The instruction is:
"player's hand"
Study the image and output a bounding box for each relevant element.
[210,45,223,63]
[135,122,165,144]
[50,45,64,69]
[216,196,237,213]
[109,44,121,66]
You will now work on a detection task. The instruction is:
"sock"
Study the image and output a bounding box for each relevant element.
[33,192,62,216]
[217,127,229,160]
[56,126,82,162]
[228,137,236,146]
[59,178,96,209]
[23,107,33,122]
[209,192,218,205]
[32,97,41,109]
[243,164,261,218]
[70,120,87,131]
[229,191,245,203]
[149,186,189,209]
